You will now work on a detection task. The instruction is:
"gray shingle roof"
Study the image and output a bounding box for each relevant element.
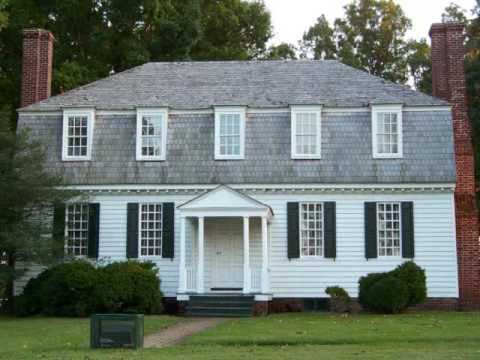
[19,60,448,111]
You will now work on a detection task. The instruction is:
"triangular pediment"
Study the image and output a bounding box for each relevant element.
[179,185,271,211]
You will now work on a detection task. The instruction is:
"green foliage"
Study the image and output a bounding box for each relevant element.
[361,275,409,313]
[94,261,163,314]
[0,264,13,300]
[265,43,297,60]
[442,3,468,23]
[16,260,163,317]
[391,261,427,306]
[359,261,427,313]
[301,0,412,83]
[325,286,352,313]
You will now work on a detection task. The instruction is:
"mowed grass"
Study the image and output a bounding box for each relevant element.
[0,312,479,359]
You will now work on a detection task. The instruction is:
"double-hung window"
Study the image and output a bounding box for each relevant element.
[139,203,163,256]
[372,105,403,158]
[65,203,89,256]
[299,202,323,257]
[136,108,168,161]
[62,109,94,161]
[377,202,401,257]
[291,106,322,159]
[214,107,245,160]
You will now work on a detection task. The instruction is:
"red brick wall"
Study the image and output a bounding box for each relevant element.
[430,22,480,308]
[20,29,54,108]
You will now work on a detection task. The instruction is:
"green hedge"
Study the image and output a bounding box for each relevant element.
[16,260,163,317]
[358,261,427,313]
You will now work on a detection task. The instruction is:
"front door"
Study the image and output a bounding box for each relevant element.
[210,221,243,290]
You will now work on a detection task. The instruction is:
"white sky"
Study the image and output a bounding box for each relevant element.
[264,0,477,46]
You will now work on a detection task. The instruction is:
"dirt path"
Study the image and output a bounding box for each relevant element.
[144,317,227,348]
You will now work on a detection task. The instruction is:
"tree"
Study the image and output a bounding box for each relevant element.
[300,15,336,60]
[190,0,272,60]
[301,0,412,83]
[406,39,431,94]
[0,108,75,311]
[442,2,468,23]
[265,43,297,60]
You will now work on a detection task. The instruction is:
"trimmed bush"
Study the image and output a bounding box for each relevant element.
[15,260,163,317]
[358,261,427,313]
[325,286,351,313]
[391,261,427,307]
[364,275,409,313]
[94,261,163,314]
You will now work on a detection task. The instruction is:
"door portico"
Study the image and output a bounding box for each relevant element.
[177,185,273,298]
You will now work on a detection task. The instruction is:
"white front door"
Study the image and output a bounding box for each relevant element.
[208,220,244,290]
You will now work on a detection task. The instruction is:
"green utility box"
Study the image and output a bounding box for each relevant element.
[90,314,144,349]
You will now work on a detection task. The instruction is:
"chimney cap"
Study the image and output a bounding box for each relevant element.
[22,28,55,41]
[429,22,465,36]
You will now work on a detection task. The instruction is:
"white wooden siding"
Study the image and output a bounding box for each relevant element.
[15,190,457,299]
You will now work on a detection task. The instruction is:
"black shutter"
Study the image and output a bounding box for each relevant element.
[323,202,336,259]
[126,203,139,258]
[365,202,378,259]
[88,203,100,259]
[287,202,300,259]
[162,203,175,259]
[401,202,415,258]
[52,203,66,258]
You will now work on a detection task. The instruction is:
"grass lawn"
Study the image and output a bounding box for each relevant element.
[1,312,479,359]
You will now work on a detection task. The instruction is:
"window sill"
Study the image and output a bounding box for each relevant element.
[214,157,245,161]
[291,155,322,160]
[136,158,166,162]
[372,154,403,159]
[62,157,92,162]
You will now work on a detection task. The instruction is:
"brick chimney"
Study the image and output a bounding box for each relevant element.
[430,22,480,308]
[20,28,55,108]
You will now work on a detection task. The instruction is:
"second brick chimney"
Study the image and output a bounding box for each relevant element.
[20,28,55,108]
[430,22,480,307]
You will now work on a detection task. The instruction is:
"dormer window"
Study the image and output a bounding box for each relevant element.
[214,107,245,160]
[372,105,403,158]
[62,109,94,161]
[136,108,168,161]
[291,105,322,159]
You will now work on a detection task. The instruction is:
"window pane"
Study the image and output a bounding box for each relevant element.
[219,113,241,156]
[376,112,399,155]
[295,112,318,155]
[65,204,89,256]
[299,202,323,256]
[141,115,163,158]
[139,204,162,256]
[377,202,401,257]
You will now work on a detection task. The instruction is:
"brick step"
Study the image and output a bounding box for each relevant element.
[188,301,253,308]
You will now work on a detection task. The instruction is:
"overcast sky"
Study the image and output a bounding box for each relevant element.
[264,0,477,46]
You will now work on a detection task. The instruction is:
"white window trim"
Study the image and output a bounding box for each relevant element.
[214,106,246,160]
[371,104,403,159]
[299,202,324,258]
[136,108,168,161]
[291,105,322,159]
[376,202,402,259]
[138,203,164,259]
[62,109,95,161]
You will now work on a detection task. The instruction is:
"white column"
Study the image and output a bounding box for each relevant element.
[243,216,251,294]
[178,215,187,293]
[197,217,205,293]
[261,216,269,294]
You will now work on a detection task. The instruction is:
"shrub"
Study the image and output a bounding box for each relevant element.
[94,261,163,314]
[14,267,54,316]
[42,260,98,316]
[364,275,409,313]
[391,261,427,307]
[358,272,388,308]
[325,286,351,313]
[358,261,427,313]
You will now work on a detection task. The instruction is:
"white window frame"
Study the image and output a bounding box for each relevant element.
[138,203,163,258]
[371,105,403,159]
[299,202,324,258]
[64,203,89,257]
[376,202,402,258]
[291,105,322,159]
[62,109,95,161]
[214,106,246,160]
[136,108,168,161]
